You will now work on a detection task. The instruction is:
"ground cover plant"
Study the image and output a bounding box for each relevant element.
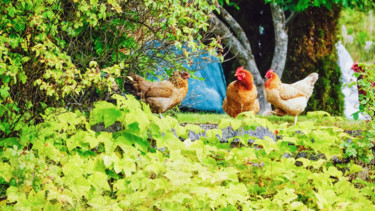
[1,94,374,210]
[1,0,375,210]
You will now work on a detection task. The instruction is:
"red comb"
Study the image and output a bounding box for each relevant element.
[237,66,244,71]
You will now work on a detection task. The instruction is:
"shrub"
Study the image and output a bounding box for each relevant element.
[0,0,220,138]
[348,62,375,119]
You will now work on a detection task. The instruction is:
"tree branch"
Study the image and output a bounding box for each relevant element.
[208,14,263,84]
[270,3,288,77]
[285,11,296,26]
[209,14,271,113]
[216,4,252,53]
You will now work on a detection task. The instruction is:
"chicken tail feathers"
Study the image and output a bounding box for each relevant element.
[307,73,319,86]
[123,74,141,97]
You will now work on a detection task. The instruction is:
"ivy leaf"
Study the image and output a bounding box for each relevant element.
[254,136,277,154]
[33,141,61,162]
[0,86,10,98]
[184,124,204,134]
[114,158,136,176]
[90,101,122,128]
[274,188,298,204]
[325,166,343,179]
[346,164,364,175]
[0,163,12,182]
[306,111,331,117]
[117,131,150,153]
[231,119,242,131]
[6,186,24,203]
[8,7,16,17]
[88,172,110,192]
[72,176,91,198]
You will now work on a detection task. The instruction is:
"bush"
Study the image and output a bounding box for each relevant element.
[0,0,219,138]
[348,62,375,119]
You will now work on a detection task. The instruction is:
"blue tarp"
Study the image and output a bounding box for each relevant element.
[146,42,227,113]
[180,59,226,113]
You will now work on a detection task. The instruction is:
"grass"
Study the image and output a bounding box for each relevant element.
[174,112,230,124]
[174,112,367,130]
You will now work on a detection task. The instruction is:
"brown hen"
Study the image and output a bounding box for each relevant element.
[223,67,259,118]
[125,71,190,117]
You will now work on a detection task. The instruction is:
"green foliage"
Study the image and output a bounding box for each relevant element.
[346,63,375,119]
[0,95,374,209]
[283,6,344,116]
[265,0,375,12]
[339,9,375,63]
[218,0,240,9]
[342,63,375,165]
[0,0,220,138]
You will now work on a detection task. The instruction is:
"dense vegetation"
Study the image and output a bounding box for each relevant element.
[1,95,374,209]
[0,0,220,138]
[347,62,375,119]
[1,0,375,209]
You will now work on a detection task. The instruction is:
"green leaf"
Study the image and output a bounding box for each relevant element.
[0,86,10,98]
[90,101,122,128]
[0,163,12,182]
[346,164,364,175]
[114,158,136,176]
[274,188,298,204]
[254,137,277,154]
[6,186,24,203]
[88,172,110,192]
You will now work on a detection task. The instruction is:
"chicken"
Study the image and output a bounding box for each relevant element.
[222,67,259,118]
[125,71,190,117]
[263,69,319,125]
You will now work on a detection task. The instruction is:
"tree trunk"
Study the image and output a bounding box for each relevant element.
[270,4,288,77]
[209,13,271,113]
[209,3,290,114]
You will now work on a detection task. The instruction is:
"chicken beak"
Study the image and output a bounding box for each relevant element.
[234,73,238,76]
[127,76,134,81]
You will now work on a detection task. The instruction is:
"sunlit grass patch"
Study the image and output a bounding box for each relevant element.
[175,111,367,130]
